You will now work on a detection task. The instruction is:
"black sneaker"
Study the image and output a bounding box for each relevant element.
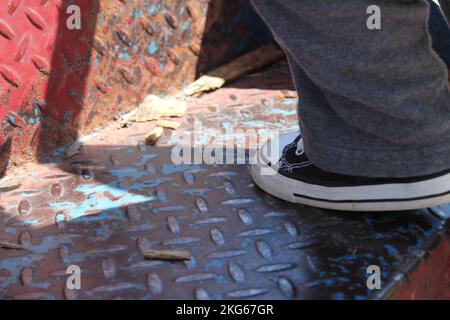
[251,132,450,211]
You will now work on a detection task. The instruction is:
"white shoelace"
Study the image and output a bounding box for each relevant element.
[295,138,304,156]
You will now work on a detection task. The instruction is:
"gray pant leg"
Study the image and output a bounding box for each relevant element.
[251,0,450,177]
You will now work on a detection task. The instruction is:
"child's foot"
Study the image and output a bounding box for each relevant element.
[251,132,450,211]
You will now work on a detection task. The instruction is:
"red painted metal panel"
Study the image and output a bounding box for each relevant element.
[391,237,450,300]
[0,0,272,174]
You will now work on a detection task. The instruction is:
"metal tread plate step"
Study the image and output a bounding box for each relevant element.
[0,62,449,300]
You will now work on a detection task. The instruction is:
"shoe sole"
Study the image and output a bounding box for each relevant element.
[251,143,450,212]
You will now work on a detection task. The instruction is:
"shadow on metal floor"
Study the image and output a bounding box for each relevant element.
[0,61,449,300]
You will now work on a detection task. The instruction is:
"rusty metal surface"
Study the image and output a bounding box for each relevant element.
[390,236,450,300]
[0,0,272,173]
[1,62,449,300]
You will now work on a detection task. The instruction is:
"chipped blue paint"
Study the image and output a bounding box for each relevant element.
[0,235,73,289]
[4,227,17,235]
[21,219,38,226]
[120,51,131,61]
[282,98,298,105]
[335,292,345,300]
[114,176,170,193]
[263,108,297,117]
[384,244,399,255]
[152,205,186,214]
[132,9,144,19]
[330,264,351,274]
[147,41,158,54]
[204,259,225,270]
[183,188,212,196]
[32,282,51,289]
[77,132,99,143]
[0,255,42,288]
[55,213,65,223]
[49,184,154,220]
[240,120,299,131]
[95,224,109,238]
[68,252,88,264]
[147,4,161,14]
[179,21,191,31]
[110,167,147,181]
[329,254,358,263]
[222,122,233,130]
[17,192,37,198]
[162,163,206,175]
[33,235,75,254]
[134,153,158,166]
[308,277,351,287]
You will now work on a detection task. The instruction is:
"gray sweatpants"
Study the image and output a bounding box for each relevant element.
[250,0,450,178]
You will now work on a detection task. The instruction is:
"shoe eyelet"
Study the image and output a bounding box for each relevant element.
[295,149,303,156]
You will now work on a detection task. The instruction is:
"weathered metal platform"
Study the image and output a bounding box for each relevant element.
[1,61,449,300]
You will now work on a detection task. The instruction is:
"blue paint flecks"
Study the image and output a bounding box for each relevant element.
[147,41,158,54]
[49,184,154,220]
[21,219,38,226]
[110,167,146,181]
[0,234,76,288]
[282,98,298,105]
[0,255,42,288]
[4,227,17,235]
[118,52,131,61]
[384,244,399,255]
[308,277,350,287]
[334,292,345,300]
[162,164,206,176]
[263,108,297,117]
[134,153,159,166]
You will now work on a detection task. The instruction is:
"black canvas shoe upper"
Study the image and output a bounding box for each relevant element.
[276,135,450,187]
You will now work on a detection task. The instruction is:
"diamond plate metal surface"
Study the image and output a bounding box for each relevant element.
[1,62,449,299]
[0,0,272,173]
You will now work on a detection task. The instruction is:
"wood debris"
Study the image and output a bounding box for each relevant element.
[122,95,188,125]
[144,127,164,145]
[0,242,28,250]
[184,42,284,97]
[280,90,298,99]
[183,76,225,98]
[156,119,180,130]
[144,249,191,261]
[119,43,283,131]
